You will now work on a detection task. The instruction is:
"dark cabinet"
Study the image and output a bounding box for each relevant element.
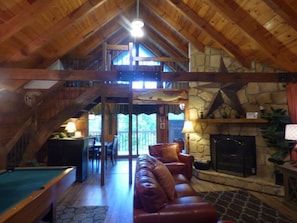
[47,138,88,182]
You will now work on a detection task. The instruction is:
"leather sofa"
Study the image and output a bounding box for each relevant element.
[134,154,223,223]
[149,143,194,180]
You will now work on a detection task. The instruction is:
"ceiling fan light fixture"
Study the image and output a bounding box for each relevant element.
[131,26,144,38]
[131,18,144,38]
[131,0,144,38]
[131,18,144,29]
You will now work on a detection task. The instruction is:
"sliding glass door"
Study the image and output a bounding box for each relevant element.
[117,113,157,156]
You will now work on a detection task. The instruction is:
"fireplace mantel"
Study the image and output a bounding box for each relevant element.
[197,118,268,124]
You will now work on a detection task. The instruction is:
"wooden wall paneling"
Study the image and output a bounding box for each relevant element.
[75,113,88,137]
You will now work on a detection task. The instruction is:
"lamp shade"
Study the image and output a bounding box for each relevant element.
[285,124,297,140]
[65,121,76,133]
[182,121,194,133]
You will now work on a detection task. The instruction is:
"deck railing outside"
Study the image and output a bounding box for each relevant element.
[117,130,156,155]
[89,130,156,155]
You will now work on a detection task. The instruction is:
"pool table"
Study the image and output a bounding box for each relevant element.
[0,166,76,223]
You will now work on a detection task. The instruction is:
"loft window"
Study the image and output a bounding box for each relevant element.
[113,44,172,89]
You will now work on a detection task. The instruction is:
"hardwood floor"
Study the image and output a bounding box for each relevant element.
[57,159,297,223]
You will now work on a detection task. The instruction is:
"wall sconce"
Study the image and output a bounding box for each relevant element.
[182,120,194,153]
[65,121,76,137]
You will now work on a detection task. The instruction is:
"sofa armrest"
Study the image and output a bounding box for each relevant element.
[178,153,194,180]
[134,202,218,223]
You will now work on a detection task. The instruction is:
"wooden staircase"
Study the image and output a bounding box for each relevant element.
[5,81,104,168]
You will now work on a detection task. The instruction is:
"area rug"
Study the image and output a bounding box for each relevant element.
[56,206,108,223]
[197,190,293,223]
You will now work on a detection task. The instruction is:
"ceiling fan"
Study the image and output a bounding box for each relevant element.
[131,0,144,38]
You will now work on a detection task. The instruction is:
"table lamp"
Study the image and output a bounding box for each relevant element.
[182,120,194,153]
[65,121,77,137]
[285,124,297,161]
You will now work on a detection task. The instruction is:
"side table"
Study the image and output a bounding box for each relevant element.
[280,162,297,210]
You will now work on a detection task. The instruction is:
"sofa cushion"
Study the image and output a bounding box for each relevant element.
[172,174,189,184]
[162,146,179,162]
[135,168,168,212]
[175,183,197,197]
[153,160,176,200]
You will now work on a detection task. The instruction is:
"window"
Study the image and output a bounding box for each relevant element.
[88,114,101,138]
[113,43,173,89]
[168,113,185,143]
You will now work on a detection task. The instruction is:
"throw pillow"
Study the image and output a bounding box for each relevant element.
[162,146,179,163]
[153,160,176,200]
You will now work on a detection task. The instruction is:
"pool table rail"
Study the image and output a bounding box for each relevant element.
[0,166,76,223]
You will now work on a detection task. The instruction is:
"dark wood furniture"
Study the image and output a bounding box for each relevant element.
[47,138,89,182]
[281,163,297,211]
[0,166,76,223]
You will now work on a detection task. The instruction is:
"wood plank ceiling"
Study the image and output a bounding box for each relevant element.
[0,0,296,72]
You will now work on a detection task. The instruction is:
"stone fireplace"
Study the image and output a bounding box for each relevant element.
[188,45,287,196]
[188,45,288,180]
[210,134,257,177]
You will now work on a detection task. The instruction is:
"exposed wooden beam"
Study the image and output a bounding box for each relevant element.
[206,0,297,72]
[143,0,205,53]
[140,38,188,71]
[26,0,135,68]
[143,26,188,57]
[106,27,130,45]
[169,0,250,68]
[263,0,297,31]
[141,7,189,57]
[140,39,164,57]
[0,0,59,43]
[79,31,131,70]
[68,17,123,57]
[0,67,295,83]
[6,0,107,63]
[139,39,188,72]
[133,57,189,63]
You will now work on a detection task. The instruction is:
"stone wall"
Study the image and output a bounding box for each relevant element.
[189,46,288,180]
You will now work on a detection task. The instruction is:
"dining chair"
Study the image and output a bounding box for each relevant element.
[106,135,118,166]
[88,137,101,170]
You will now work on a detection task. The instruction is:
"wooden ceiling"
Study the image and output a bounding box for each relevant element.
[0,0,297,72]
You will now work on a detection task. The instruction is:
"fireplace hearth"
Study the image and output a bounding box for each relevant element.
[210,134,257,177]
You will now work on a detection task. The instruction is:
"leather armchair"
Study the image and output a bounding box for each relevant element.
[149,143,194,180]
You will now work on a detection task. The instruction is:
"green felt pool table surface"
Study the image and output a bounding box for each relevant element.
[0,166,76,223]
